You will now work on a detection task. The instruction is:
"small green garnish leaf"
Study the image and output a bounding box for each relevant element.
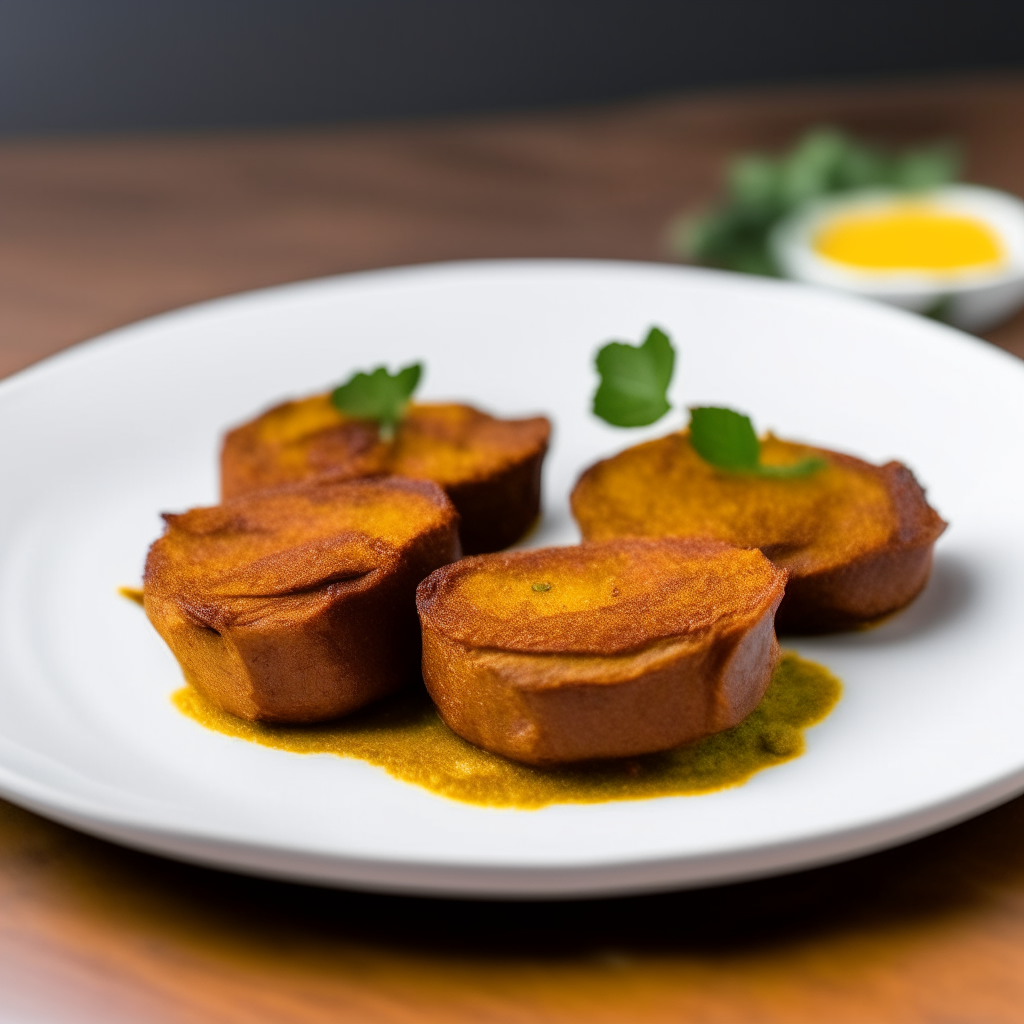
[689,407,760,471]
[754,457,827,479]
[689,406,824,479]
[593,327,675,427]
[331,362,422,440]
[532,582,551,592]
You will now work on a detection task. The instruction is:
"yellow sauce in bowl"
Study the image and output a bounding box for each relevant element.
[814,204,1004,274]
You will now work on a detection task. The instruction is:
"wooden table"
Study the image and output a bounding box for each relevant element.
[3,73,1024,1024]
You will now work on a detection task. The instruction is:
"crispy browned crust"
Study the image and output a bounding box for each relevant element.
[416,537,787,766]
[773,457,944,632]
[444,446,546,555]
[571,432,947,634]
[220,397,550,554]
[144,477,461,723]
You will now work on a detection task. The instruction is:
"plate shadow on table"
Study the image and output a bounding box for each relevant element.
[3,773,1024,970]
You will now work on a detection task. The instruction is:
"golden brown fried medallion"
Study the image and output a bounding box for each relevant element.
[571,432,946,633]
[145,477,460,723]
[416,537,787,766]
[221,395,550,554]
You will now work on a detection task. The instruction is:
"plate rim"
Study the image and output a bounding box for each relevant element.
[2,739,1024,899]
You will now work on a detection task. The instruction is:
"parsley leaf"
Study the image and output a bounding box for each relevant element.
[689,406,824,478]
[593,327,675,427]
[688,407,760,470]
[754,459,827,479]
[331,362,422,440]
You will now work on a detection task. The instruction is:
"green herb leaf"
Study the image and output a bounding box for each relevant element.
[689,407,760,470]
[891,144,961,190]
[754,457,827,479]
[689,406,824,479]
[592,327,675,427]
[331,362,422,439]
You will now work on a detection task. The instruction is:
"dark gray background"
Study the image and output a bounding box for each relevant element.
[1,0,1023,136]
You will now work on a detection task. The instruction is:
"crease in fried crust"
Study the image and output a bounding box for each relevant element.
[220,395,551,554]
[144,476,461,723]
[570,431,947,633]
[416,537,788,766]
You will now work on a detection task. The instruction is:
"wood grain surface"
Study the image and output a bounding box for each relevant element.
[2,73,1024,1023]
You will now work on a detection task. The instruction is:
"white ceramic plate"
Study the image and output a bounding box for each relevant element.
[1,260,1022,899]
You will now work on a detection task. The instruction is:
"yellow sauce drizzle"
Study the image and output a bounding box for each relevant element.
[173,652,841,808]
[815,204,1004,273]
[118,586,145,606]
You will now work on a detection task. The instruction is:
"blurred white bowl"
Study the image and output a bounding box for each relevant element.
[771,184,1024,332]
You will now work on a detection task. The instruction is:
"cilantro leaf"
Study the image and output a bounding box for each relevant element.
[755,457,827,479]
[689,406,824,478]
[331,362,422,439]
[593,327,675,427]
[689,407,760,470]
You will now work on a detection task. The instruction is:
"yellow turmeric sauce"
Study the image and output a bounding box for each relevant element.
[815,204,1004,273]
[173,652,841,809]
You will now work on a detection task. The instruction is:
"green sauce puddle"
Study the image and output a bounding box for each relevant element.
[174,651,841,808]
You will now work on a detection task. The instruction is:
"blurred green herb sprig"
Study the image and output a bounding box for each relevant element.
[673,128,960,276]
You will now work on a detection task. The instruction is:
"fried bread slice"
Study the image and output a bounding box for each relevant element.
[145,477,461,723]
[221,395,551,554]
[416,537,787,765]
[571,431,946,633]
